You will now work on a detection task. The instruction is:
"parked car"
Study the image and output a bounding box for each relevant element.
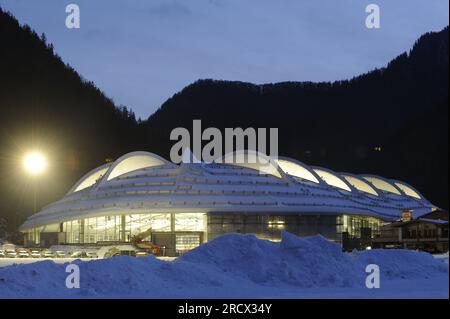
[2,244,15,251]
[104,247,136,258]
[86,252,98,259]
[136,251,149,257]
[30,250,41,258]
[5,250,17,258]
[17,249,30,258]
[55,251,66,258]
[42,250,55,258]
[70,251,88,258]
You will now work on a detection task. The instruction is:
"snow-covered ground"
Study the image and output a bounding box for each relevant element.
[0,258,94,267]
[433,252,449,265]
[0,256,176,267]
[0,233,448,298]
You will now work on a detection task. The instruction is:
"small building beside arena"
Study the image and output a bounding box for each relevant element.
[372,210,448,253]
[19,151,438,256]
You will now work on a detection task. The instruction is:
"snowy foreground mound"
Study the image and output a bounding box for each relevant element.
[0,232,448,298]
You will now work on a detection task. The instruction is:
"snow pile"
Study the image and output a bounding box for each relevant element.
[355,249,448,280]
[0,232,448,298]
[433,252,449,265]
[180,232,362,288]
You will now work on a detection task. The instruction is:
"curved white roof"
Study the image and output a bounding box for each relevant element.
[218,150,282,178]
[20,151,436,230]
[394,181,422,199]
[105,151,170,181]
[276,158,320,183]
[69,164,110,193]
[342,175,378,196]
[313,168,352,192]
[362,176,402,195]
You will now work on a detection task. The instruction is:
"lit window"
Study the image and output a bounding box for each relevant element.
[176,234,201,253]
[175,213,206,231]
[150,215,171,232]
[267,220,285,230]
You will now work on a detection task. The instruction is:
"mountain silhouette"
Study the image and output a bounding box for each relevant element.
[143,26,449,212]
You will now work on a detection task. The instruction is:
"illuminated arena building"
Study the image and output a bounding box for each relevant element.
[20,151,437,255]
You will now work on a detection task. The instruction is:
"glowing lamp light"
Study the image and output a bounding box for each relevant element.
[23,152,47,175]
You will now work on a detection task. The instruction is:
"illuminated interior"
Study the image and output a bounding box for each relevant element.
[363,177,401,195]
[395,182,421,199]
[337,214,387,238]
[107,154,166,181]
[343,175,378,196]
[313,169,352,192]
[276,159,320,183]
[58,213,206,245]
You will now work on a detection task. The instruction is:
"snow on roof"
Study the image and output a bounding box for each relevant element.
[20,151,437,230]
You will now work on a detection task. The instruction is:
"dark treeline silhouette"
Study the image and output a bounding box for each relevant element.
[0,8,448,231]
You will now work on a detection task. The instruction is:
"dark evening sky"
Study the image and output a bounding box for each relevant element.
[0,0,448,118]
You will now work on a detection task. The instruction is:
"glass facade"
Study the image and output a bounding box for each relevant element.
[207,214,341,242]
[25,212,207,248]
[55,213,205,245]
[126,213,172,242]
[175,213,206,231]
[337,214,386,238]
[24,212,386,254]
[176,234,201,253]
[208,213,386,243]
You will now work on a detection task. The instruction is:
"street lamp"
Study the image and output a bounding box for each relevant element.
[22,151,47,246]
[23,151,47,213]
[23,152,47,175]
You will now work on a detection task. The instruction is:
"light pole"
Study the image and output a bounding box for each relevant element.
[23,151,47,245]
